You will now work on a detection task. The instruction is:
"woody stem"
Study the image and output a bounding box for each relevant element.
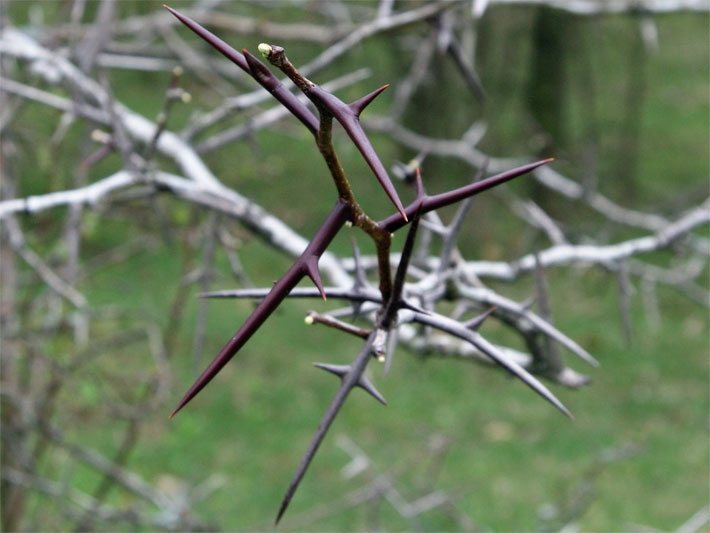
[267,47,394,302]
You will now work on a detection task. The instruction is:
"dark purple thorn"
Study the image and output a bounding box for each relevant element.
[313,363,387,405]
[163,5,248,71]
[169,201,351,419]
[348,84,390,117]
[169,266,303,419]
[309,85,407,222]
[163,6,318,134]
[379,158,554,233]
[424,158,555,212]
[381,199,423,330]
[304,256,326,301]
[463,307,496,330]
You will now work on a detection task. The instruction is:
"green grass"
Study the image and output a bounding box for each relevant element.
[60,240,707,531]
[5,3,708,531]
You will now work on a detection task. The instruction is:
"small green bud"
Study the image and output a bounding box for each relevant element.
[258,43,272,58]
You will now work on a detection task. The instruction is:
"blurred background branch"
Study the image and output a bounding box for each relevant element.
[1,0,707,530]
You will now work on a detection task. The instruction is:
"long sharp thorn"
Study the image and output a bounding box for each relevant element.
[473,333,572,418]
[276,337,376,524]
[340,113,407,221]
[389,200,423,315]
[534,317,600,367]
[304,257,326,300]
[425,158,555,213]
[380,160,555,232]
[169,269,300,419]
[309,86,407,221]
[164,6,318,134]
[414,310,571,417]
[170,202,349,419]
[517,296,599,368]
[348,84,390,116]
[163,5,249,72]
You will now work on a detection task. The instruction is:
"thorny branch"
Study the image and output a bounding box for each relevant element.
[1,1,707,529]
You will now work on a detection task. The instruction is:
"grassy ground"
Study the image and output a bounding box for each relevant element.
[77,245,707,531]
[6,3,709,531]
